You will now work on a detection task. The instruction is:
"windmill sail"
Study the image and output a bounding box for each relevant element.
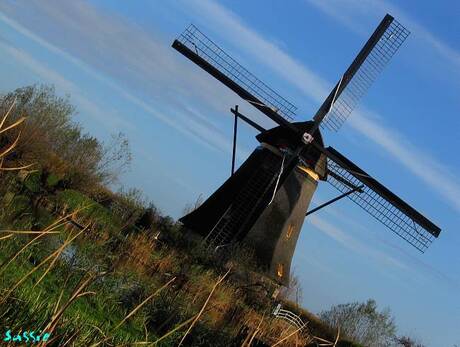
[314,15,410,131]
[172,13,443,286]
[172,24,297,128]
[324,146,440,252]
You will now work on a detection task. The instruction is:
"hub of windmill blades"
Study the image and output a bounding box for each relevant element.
[172,13,441,285]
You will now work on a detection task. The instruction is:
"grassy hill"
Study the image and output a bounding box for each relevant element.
[0,85,359,346]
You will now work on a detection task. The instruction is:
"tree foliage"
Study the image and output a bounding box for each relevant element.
[395,336,426,347]
[0,84,131,189]
[320,299,396,347]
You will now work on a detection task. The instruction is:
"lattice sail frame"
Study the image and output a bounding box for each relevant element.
[177,24,297,121]
[326,149,439,252]
[322,18,410,131]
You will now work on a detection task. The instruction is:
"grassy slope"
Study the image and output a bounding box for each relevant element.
[0,170,359,346]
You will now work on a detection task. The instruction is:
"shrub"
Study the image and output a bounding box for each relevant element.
[0,84,131,190]
[46,173,60,188]
[23,170,42,193]
[320,299,396,347]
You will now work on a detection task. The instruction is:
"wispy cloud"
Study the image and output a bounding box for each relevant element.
[305,0,460,75]
[0,39,125,130]
[0,1,253,158]
[308,214,408,270]
[186,0,460,214]
[312,201,460,289]
[348,111,460,212]
[187,0,330,104]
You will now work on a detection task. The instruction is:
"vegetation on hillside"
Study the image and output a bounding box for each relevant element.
[0,85,425,346]
[319,300,397,347]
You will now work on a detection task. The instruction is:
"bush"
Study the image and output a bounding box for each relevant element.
[0,84,131,190]
[46,173,60,188]
[23,171,42,193]
[320,299,396,347]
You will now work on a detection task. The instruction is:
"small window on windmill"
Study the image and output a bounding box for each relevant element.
[285,224,294,240]
[277,263,284,278]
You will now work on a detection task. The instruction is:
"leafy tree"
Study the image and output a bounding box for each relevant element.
[320,299,396,347]
[0,84,131,189]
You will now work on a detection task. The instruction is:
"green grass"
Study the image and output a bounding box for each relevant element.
[0,174,352,346]
[0,234,154,345]
[56,189,122,233]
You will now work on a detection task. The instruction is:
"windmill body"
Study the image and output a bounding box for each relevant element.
[173,15,442,286]
[181,122,326,284]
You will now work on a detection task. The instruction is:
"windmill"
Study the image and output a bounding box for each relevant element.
[172,14,441,286]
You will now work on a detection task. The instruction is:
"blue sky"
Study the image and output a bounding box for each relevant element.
[0,1,459,345]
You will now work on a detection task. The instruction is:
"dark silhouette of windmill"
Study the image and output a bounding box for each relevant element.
[172,14,441,285]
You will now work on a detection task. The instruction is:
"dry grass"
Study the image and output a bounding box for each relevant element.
[312,327,341,347]
[151,249,180,275]
[89,277,177,347]
[242,310,265,347]
[114,277,176,331]
[0,99,33,172]
[178,267,231,346]
[119,233,158,273]
[152,314,198,345]
[240,308,314,346]
[207,281,241,328]
[272,324,308,347]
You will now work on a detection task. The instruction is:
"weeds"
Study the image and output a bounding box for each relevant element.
[0,99,32,172]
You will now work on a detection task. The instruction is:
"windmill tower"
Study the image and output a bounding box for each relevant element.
[172,14,441,285]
